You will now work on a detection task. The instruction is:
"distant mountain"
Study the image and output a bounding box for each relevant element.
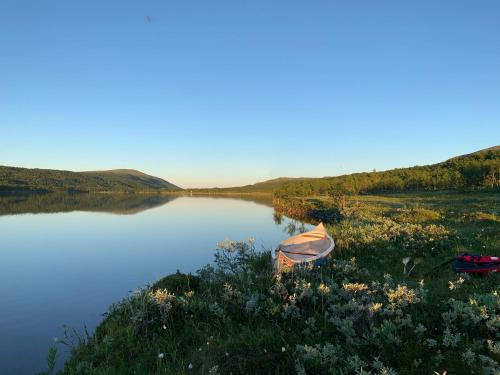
[0,166,181,194]
[232,177,312,192]
[189,177,312,195]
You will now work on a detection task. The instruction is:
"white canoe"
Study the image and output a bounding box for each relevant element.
[275,223,335,269]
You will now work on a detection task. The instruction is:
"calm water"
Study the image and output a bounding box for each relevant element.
[0,194,305,375]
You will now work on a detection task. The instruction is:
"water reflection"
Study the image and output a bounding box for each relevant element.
[284,220,307,235]
[0,194,305,375]
[0,193,179,216]
[0,193,274,216]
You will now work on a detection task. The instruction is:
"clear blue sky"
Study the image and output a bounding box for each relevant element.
[1,1,499,188]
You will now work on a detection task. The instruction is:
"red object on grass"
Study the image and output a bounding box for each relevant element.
[453,254,500,274]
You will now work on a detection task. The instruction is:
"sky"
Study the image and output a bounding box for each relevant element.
[1,1,499,188]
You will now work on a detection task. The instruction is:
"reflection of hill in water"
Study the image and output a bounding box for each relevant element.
[0,193,179,216]
[185,194,274,208]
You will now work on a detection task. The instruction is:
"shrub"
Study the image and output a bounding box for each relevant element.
[61,239,499,375]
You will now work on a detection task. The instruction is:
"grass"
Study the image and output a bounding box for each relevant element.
[47,192,499,374]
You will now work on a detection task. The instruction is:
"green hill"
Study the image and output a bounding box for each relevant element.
[190,146,499,196]
[0,166,181,194]
[273,146,500,197]
[190,177,311,194]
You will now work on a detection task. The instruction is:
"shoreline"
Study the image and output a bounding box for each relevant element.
[50,191,500,374]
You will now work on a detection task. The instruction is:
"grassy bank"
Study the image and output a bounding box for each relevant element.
[46,192,499,374]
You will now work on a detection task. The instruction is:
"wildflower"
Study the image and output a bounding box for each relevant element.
[487,340,500,355]
[386,285,420,306]
[162,325,166,330]
[343,282,368,293]
[149,288,175,305]
[402,257,410,274]
[188,363,193,370]
[158,353,165,359]
[282,346,286,352]
[296,281,313,300]
[369,302,383,313]
[479,305,489,320]
[407,257,422,275]
[448,276,466,290]
[209,365,219,375]
[216,238,234,250]
[318,283,331,295]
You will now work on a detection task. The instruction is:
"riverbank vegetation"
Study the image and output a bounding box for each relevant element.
[48,190,499,374]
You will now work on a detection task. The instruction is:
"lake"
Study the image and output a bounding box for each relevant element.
[0,194,307,375]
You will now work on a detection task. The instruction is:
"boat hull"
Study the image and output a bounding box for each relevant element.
[275,223,335,270]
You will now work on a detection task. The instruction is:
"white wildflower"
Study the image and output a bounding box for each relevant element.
[402,257,410,274]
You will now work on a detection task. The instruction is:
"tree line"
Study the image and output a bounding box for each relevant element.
[274,147,500,198]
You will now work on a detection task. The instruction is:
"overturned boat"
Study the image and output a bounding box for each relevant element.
[275,223,335,269]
